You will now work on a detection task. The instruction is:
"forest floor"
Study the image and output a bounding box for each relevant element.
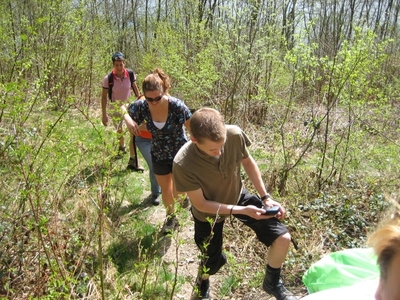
[138,190,307,300]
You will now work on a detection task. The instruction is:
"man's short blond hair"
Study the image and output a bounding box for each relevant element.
[190,107,226,144]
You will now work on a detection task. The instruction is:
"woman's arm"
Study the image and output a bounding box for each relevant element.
[184,118,191,134]
[101,89,109,126]
[120,104,140,135]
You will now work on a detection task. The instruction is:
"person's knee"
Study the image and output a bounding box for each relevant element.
[273,232,291,249]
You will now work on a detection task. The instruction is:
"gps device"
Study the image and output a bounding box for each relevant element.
[263,205,280,215]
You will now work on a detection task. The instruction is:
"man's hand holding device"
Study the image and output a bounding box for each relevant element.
[262,205,280,215]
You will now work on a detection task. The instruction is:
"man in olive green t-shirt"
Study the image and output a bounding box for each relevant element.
[173,108,297,300]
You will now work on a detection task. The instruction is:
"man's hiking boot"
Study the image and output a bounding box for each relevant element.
[127,157,144,172]
[162,214,179,235]
[262,266,297,300]
[114,146,127,159]
[213,252,226,274]
[119,145,127,154]
[194,278,210,300]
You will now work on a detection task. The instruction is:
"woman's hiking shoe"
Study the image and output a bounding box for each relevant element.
[181,197,190,209]
[127,157,144,172]
[151,194,161,206]
[162,214,179,235]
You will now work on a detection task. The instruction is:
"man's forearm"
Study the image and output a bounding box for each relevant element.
[133,83,140,98]
[242,156,268,197]
[101,97,107,114]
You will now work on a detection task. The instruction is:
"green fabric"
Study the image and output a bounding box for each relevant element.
[302,248,380,293]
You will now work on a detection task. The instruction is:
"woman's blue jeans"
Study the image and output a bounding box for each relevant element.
[135,136,161,196]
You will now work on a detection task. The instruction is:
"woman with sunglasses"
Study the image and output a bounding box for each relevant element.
[122,68,192,234]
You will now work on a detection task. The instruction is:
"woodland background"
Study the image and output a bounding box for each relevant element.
[1,0,400,299]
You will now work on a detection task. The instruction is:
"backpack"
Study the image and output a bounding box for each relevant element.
[107,68,136,100]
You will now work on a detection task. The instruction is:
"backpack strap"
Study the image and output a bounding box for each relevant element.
[127,69,134,87]
[127,69,140,98]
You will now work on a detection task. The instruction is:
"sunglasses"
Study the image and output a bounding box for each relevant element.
[112,53,124,62]
[145,95,163,103]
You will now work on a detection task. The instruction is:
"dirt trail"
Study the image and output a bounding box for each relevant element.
[147,204,278,300]
[148,204,200,299]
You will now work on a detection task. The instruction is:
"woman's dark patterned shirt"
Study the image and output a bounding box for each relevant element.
[128,96,191,162]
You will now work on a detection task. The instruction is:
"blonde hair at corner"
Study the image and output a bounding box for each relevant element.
[368,200,400,281]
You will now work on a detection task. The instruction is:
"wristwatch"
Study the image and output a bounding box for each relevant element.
[261,193,272,201]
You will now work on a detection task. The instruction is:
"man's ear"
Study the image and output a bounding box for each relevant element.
[190,136,197,143]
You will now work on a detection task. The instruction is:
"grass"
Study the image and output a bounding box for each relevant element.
[0,101,399,299]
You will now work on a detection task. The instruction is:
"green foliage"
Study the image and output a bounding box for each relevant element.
[1,0,400,298]
[219,275,241,297]
[140,21,220,110]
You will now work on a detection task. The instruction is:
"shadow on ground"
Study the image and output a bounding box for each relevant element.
[107,226,172,274]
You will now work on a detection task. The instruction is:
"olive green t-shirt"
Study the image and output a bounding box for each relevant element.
[173,125,251,222]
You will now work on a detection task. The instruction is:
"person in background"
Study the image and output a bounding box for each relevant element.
[173,108,297,300]
[122,68,191,233]
[101,51,144,172]
[368,215,400,300]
